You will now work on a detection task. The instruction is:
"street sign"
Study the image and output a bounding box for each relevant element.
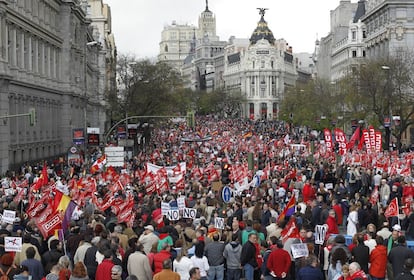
[222,186,232,203]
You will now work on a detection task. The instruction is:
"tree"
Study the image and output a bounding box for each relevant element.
[341,52,414,150]
[113,55,189,125]
[196,89,245,117]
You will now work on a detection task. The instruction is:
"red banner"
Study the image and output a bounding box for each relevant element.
[334,128,347,155]
[375,131,382,153]
[324,129,333,152]
[369,126,376,152]
[362,129,371,152]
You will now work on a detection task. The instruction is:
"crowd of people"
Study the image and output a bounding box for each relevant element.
[0,117,414,280]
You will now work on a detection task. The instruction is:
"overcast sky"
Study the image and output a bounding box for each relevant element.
[104,0,345,59]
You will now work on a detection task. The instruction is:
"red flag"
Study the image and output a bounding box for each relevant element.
[280,217,300,244]
[384,198,399,218]
[32,164,49,191]
[37,212,63,239]
[90,155,107,174]
[347,126,360,150]
[370,186,379,205]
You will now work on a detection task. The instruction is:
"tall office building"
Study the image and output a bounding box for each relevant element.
[0,0,116,174]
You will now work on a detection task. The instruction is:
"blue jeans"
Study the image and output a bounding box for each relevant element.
[227,268,241,280]
[243,264,255,280]
[208,264,225,280]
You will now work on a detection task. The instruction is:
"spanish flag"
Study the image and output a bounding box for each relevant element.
[53,190,77,230]
[278,195,296,223]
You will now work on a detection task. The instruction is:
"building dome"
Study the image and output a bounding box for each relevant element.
[249,9,275,45]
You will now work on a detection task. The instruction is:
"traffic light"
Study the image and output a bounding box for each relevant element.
[29,108,36,126]
[258,152,266,170]
[221,162,231,185]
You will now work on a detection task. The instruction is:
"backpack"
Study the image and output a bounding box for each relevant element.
[0,266,12,280]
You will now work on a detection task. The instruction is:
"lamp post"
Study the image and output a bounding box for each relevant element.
[381,65,391,151]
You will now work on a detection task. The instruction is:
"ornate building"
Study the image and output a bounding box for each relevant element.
[0,0,115,174]
[222,9,297,120]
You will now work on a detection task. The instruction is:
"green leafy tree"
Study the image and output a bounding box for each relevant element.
[341,52,414,149]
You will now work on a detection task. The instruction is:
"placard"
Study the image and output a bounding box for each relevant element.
[315,224,328,245]
[161,202,171,215]
[291,243,309,259]
[166,210,180,221]
[5,237,22,252]
[182,208,197,219]
[2,210,16,224]
[215,217,225,229]
[177,197,186,210]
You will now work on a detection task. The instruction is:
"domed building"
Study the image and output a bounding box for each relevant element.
[222,9,297,120]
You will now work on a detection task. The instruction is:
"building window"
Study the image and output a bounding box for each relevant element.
[249,103,254,119]
[273,103,278,119]
[261,61,265,68]
[363,50,366,57]
[352,31,356,40]
[352,50,357,57]
[260,87,265,98]
[261,103,267,119]
[252,61,255,69]
[363,30,366,38]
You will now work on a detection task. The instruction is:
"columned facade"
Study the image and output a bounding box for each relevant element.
[0,0,114,174]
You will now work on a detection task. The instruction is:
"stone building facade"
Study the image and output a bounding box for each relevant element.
[0,0,115,174]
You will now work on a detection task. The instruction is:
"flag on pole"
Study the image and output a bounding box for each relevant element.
[31,163,48,191]
[90,155,107,174]
[384,197,399,218]
[280,217,300,243]
[278,195,296,223]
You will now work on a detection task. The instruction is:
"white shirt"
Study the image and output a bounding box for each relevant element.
[173,256,194,280]
[190,256,210,277]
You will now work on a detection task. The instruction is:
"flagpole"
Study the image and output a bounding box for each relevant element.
[397,198,401,228]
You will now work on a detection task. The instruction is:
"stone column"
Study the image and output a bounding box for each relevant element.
[0,77,10,174]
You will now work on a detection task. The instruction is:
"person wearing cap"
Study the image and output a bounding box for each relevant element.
[138,224,159,254]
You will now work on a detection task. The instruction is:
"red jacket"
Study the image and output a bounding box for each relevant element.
[153,250,171,274]
[326,215,339,234]
[95,259,114,280]
[266,248,291,278]
[332,204,343,225]
[302,183,315,203]
[369,244,387,278]
[349,269,368,280]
